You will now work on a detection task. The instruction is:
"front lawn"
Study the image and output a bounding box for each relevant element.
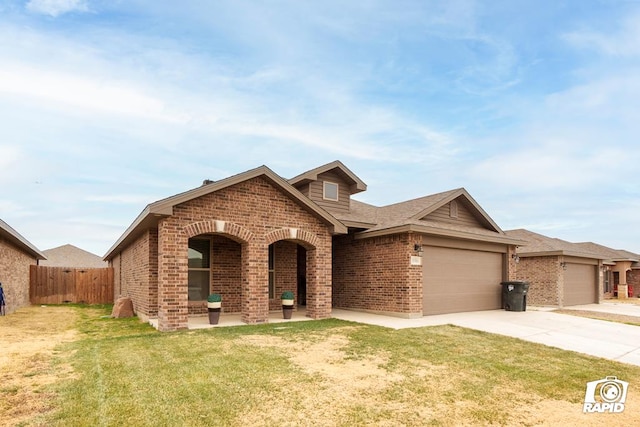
[2,305,639,426]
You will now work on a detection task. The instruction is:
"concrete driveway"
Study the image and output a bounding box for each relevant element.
[332,304,640,367]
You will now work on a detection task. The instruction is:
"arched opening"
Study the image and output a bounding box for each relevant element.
[187,233,244,315]
[268,240,308,311]
[265,228,318,314]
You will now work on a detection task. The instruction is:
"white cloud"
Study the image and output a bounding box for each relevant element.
[545,73,640,125]
[0,63,189,123]
[563,12,640,57]
[0,145,20,169]
[468,141,624,193]
[26,0,88,17]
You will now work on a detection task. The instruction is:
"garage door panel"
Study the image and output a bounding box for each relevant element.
[423,246,503,315]
[564,263,596,306]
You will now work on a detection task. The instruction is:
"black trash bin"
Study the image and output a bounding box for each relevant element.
[501,281,529,312]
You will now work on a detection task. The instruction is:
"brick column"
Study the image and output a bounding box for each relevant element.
[241,242,269,323]
[407,233,423,316]
[157,219,189,331]
[306,236,332,319]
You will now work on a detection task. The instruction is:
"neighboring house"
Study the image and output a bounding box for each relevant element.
[40,244,108,268]
[0,219,46,314]
[506,229,608,307]
[572,242,639,298]
[104,161,522,331]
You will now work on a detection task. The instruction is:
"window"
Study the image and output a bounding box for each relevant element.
[323,181,339,201]
[268,244,275,299]
[188,238,210,301]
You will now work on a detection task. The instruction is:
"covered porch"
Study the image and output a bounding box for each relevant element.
[150,307,313,330]
[157,218,333,331]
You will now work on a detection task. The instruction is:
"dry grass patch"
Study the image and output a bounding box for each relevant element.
[4,306,640,426]
[238,329,404,426]
[0,306,79,427]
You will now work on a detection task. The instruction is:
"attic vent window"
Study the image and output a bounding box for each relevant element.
[323,181,339,201]
[449,200,458,218]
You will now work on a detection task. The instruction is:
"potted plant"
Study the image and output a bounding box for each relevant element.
[281,291,294,319]
[207,293,222,325]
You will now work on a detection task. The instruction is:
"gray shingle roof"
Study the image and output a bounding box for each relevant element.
[41,244,107,268]
[335,189,522,245]
[505,229,618,260]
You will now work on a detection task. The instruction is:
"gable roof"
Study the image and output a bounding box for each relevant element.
[41,244,107,268]
[335,188,522,245]
[288,160,367,194]
[505,229,609,260]
[0,218,46,260]
[104,165,347,260]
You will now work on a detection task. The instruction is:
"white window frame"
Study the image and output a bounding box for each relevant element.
[323,181,339,201]
[188,237,211,301]
[268,244,275,299]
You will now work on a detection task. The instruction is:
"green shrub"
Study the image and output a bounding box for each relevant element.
[207,293,222,303]
[281,291,294,300]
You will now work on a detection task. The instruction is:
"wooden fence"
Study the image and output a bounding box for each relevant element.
[30,265,114,305]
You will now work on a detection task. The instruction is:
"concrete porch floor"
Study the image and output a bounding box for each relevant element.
[148,308,314,330]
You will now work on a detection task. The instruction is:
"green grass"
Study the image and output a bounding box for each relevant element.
[36,306,640,426]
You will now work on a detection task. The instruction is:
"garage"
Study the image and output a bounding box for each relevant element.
[564,263,597,306]
[423,245,504,315]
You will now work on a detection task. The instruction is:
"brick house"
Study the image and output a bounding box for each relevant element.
[573,243,640,299]
[506,229,607,306]
[0,219,46,314]
[41,244,108,268]
[105,161,522,331]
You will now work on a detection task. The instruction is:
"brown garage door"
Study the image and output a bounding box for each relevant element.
[423,246,504,315]
[564,263,597,306]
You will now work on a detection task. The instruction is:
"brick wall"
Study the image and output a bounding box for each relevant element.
[209,235,243,314]
[112,253,121,298]
[272,240,297,311]
[515,255,561,306]
[112,229,158,319]
[627,269,640,297]
[333,232,422,316]
[0,238,37,314]
[157,176,333,331]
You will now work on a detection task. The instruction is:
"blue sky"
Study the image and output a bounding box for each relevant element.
[1,0,639,256]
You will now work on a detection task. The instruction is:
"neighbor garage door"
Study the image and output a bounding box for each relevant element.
[564,263,597,306]
[423,246,504,315]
